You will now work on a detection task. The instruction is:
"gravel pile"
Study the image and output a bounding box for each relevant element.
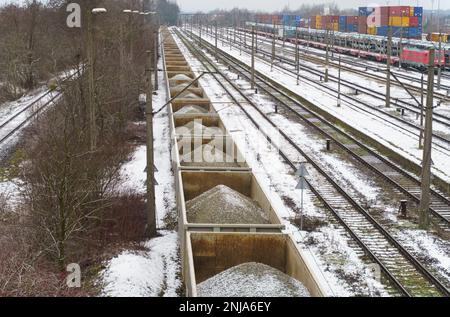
[197,262,311,297]
[180,92,202,99]
[170,74,192,82]
[175,105,208,115]
[176,121,223,136]
[186,185,269,224]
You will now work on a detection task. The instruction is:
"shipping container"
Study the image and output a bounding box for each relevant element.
[329,15,339,23]
[368,26,377,35]
[347,24,358,33]
[407,27,421,38]
[414,7,423,17]
[359,6,375,16]
[377,26,388,36]
[389,6,410,17]
[346,16,359,24]
[389,16,410,27]
[316,15,322,29]
[410,16,419,27]
[431,33,448,42]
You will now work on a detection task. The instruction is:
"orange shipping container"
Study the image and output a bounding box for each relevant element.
[389,16,410,27]
[367,26,377,35]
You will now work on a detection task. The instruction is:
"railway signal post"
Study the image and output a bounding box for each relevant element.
[296,163,310,231]
[419,48,436,230]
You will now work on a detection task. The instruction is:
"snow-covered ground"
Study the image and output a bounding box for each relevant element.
[187,27,450,184]
[98,41,181,297]
[100,230,179,297]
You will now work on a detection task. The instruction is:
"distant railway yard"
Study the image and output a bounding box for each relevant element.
[0,0,450,300]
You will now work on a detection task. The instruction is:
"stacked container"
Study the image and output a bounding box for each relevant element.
[358,6,423,39]
[252,8,423,38]
[346,16,359,32]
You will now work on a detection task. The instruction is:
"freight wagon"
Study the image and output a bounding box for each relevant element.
[161,28,329,297]
[245,22,449,70]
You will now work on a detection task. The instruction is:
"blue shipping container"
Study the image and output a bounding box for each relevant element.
[414,7,423,17]
[408,27,421,37]
[347,24,357,33]
[359,7,375,16]
[377,26,388,36]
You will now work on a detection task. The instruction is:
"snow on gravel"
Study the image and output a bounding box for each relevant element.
[395,229,450,283]
[100,230,180,297]
[290,224,389,297]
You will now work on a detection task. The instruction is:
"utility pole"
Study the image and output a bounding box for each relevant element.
[418,48,435,230]
[234,20,236,45]
[386,26,392,108]
[242,25,246,56]
[295,27,299,73]
[437,0,442,90]
[251,26,255,90]
[146,49,157,238]
[154,21,159,91]
[215,20,218,60]
[87,9,97,151]
[255,22,258,53]
[338,55,341,107]
[325,28,329,82]
[271,22,275,71]
[399,11,404,69]
[199,17,202,48]
[419,73,425,148]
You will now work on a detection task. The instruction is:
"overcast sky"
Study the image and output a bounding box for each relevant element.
[176,0,450,12]
[0,0,449,12]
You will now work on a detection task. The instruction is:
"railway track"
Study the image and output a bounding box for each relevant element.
[175,27,450,296]
[190,26,450,153]
[0,72,77,146]
[184,27,450,229]
[215,28,450,126]
[234,27,450,95]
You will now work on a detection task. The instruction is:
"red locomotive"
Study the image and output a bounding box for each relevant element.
[401,47,447,71]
